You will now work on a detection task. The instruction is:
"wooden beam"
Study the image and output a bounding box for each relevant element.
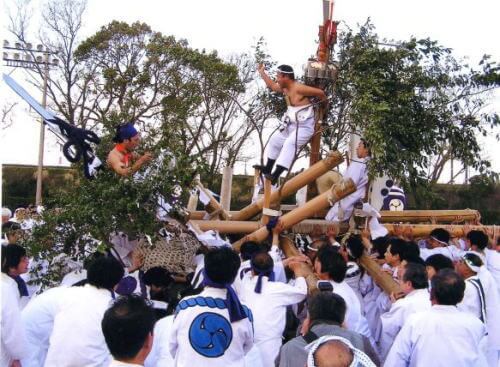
[196,181,231,221]
[359,254,401,295]
[232,178,356,251]
[192,220,494,239]
[230,151,343,221]
[220,166,233,211]
[379,209,480,224]
[280,236,319,295]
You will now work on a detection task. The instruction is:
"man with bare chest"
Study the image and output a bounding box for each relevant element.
[257,64,327,183]
[107,123,152,177]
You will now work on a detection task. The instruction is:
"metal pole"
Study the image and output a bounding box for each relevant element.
[35,50,49,206]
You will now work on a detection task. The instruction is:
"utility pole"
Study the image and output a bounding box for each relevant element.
[3,40,58,205]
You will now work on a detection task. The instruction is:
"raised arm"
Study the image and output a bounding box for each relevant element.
[258,64,283,93]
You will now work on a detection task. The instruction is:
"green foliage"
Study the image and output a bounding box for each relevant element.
[324,21,500,186]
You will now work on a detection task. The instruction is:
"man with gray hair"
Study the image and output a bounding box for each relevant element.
[278,292,379,367]
[2,207,12,224]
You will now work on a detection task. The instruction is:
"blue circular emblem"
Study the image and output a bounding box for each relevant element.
[189,312,233,358]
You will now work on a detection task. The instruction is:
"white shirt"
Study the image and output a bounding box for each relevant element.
[240,275,307,343]
[380,288,431,360]
[485,249,500,295]
[1,273,26,366]
[109,361,143,366]
[384,305,488,367]
[21,286,73,367]
[169,287,254,367]
[325,158,369,221]
[144,315,175,367]
[420,245,464,261]
[329,280,373,342]
[44,284,114,367]
[233,258,287,296]
[458,269,500,352]
[239,275,307,367]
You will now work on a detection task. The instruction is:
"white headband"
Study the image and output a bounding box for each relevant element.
[277,67,294,74]
[430,236,448,247]
[305,335,376,367]
[462,251,483,273]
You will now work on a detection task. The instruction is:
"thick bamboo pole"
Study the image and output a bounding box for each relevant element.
[231,151,344,221]
[196,181,231,221]
[280,236,319,295]
[232,179,356,251]
[359,254,401,295]
[220,166,233,211]
[193,220,495,239]
[379,209,480,224]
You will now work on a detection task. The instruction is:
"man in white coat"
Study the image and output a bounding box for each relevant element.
[385,269,488,367]
[239,252,308,366]
[379,262,431,360]
[169,247,254,367]
[44,256,125,367]
[325,139,370,222]
[1,244,28,367]
[314,245,374,344]
[102,294,156,366]
[456,252,500,366]
[21,285,78,367]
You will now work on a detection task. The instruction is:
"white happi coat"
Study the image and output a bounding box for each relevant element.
[328,280,374,344]
[384,305,488,367]
[266,105,315,170]
[44,284,114,367]
[21,286,74,367]
[485,249,500,295]
[325,157,369,222]
[379,288,431,360]
[458,268,500,364]
[233,258,287,296]
[1,273,26,366]
[169,287,254,367]
[419,245,464,261]
[145,315,175,367]
[239,275,307,367]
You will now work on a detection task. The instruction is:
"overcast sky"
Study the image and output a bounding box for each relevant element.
[1,0,499,178]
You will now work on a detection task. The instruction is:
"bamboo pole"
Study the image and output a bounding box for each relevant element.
[220,166,233,211]
[195,180,231,221]
[359,254,401,295]
[261,178,272,225]
[232,178,356,251]
[231,151,344,221]
[280,236,319,295]
[192,220,495,239]
[379,209,480,224]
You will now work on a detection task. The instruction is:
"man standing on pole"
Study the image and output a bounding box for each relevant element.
[257,64,327,184]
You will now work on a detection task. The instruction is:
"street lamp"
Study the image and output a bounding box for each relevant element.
[3,40,58,206]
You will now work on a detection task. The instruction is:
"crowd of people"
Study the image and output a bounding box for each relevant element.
[2,203,500,367]
[2,65,500,367]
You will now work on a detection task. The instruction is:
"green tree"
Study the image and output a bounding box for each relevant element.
[323,21,500,193]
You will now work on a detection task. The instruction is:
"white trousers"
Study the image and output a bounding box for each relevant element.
[266,117,315,170]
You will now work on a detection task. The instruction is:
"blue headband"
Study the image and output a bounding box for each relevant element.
[119,123,138,140]
[250,263,275,294]
[202,269,247,323]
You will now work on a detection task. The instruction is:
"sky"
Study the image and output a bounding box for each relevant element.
[1,0,499,179]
